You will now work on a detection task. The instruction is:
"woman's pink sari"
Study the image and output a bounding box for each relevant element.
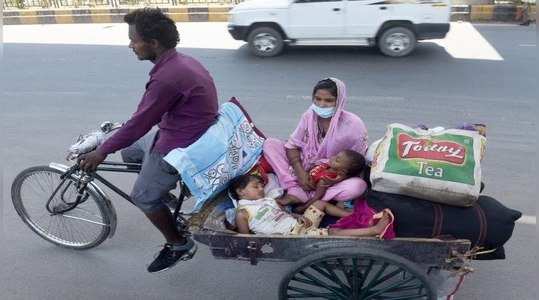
[263,78,395,238]
[263,78,368,198]
[284,78,368,170]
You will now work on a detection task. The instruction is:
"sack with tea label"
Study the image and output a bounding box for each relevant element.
[370,123,486,207]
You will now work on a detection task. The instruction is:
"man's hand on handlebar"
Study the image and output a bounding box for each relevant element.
[78,149,107,172]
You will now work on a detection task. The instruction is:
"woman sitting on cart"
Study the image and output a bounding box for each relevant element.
[263,78,368,209]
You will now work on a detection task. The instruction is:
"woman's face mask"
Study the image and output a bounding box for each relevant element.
[312,89,337,118]
[311,104,336,118]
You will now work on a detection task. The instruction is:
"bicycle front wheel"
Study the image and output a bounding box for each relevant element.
[11,166,112,249]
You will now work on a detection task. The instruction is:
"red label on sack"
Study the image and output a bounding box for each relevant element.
[398,133,466,165]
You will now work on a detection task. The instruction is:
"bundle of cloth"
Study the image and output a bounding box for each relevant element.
[366,190,521,260]
[164,98,265,212]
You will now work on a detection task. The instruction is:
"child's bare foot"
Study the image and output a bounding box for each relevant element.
[372,210,392,237]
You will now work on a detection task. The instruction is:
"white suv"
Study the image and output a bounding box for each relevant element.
[228,0,451,57]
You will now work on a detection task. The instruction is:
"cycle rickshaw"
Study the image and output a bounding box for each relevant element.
[11,122,472,300]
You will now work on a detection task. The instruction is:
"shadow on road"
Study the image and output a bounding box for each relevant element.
[229,42,455,63]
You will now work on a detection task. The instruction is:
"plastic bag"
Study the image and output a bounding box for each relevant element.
[370,123,486,207]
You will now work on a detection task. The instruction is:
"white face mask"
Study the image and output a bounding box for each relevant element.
[311,104,336,119]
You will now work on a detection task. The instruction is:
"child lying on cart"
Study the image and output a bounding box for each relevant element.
[231,174,392,237]
[277,150,366,214]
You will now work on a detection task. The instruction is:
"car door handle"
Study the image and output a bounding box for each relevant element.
[379,6,387,10]
[333,8,341,11]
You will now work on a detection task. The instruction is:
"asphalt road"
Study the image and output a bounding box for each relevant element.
[0,23,537,300]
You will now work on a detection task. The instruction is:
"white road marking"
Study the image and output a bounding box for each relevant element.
[472,23,520,27]
[517,215,536,225]
[519,44,536,47]
[428,22,504,61]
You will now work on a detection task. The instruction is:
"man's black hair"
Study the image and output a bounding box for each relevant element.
[312,78,338,98]
[229,174,262,200]
[124,8,179,49]
[342,150,366,177]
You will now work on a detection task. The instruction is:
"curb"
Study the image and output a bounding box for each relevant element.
[2,6,231,25]
[451,4,536,22]
[2,5,536,25]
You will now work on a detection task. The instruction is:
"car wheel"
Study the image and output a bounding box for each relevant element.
[378,26,417,57]
[247,27,284,57]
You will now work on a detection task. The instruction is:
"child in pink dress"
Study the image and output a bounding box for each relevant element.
[278,150,366,213]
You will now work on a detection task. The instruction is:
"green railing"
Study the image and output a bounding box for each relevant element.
[2,0,243,9]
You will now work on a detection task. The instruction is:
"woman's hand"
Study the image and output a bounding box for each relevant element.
[286,148,315,191]
[298,170,316,191]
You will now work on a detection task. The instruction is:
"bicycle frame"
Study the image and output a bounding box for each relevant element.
[46,161,139,214]
[96,161,189,222]
[93,161,143,204]
[48,160,189,231]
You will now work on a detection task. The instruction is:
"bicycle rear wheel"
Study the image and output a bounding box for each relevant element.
[11,166,112,249]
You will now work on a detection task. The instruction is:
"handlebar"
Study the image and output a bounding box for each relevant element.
[66,121,123,160]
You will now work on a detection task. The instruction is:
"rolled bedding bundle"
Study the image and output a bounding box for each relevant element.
[366,190,522,260]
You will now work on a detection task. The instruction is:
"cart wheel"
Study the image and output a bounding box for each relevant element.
[279,248,436,300]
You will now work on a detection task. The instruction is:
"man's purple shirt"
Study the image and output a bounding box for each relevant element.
[98,49,218,156]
